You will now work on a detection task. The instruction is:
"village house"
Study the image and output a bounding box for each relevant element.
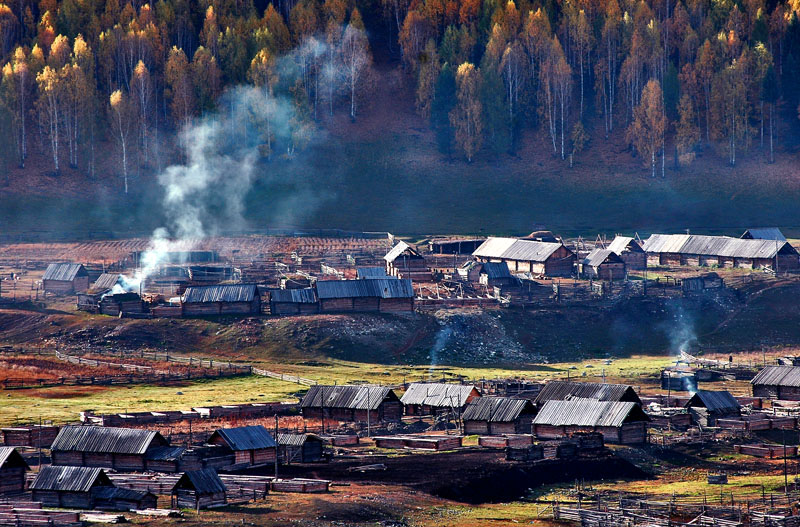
[685,390,741,426]
[401,383,481,416]
[316,279,414,313]
[606,236,647,270]
[462,397,537,435]
[144,445,235,473]
[472,237,576,277]
[276,433,325,464]
[42,263,89,295]
[267,288,319,315]
[0,447,29,495]
[642,234,799,270]
[751,366,800,400]
[50,426,169,470]
[207,426,277,469]
[301,385,403,423]
[532,399,649,444]
[30,466,156,510]
[384,241,431,281]
[534,381,642,405]
[580,249,626,280]
[182,284,262,316]
[171,469,227,510]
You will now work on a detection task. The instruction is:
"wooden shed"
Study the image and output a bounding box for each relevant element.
[473,238,576,277]
[532,399,649,444]
[642,234,799,270]
[208,425,277,469]
[685,390,741,426]
[91,486,158,511]
[267,288,319,315]
[580,249,626,280]
[462,397,536,435]
[30,466,153,510]
[301,385,403,423]
[277,433,324,464]
[384,242,431,281]
[751,366,800,400]
[43,263,89,295]
[171,469,227,510]
[316,279,414,313]
[0,447,29,495]
[478,262,516,287]
[182,284,261,316]
[606,236,646,270]
[534,381,642,405]
[99,292,145,316]
[682,273,724,293]
[50,425,169,471]
[401,383,482,416]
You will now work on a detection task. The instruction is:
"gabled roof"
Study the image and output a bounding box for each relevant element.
[384,241,424,262]
[0,447,28,470]
[400,383,480,407]
[582,249,623,267]
[473,238,569,262]
[209,426,276,450]
[183,284,259,303]
[173,469,226,494]
[51,426,166,455]
[276,433,322,446]
[43,263,86,281]
[462,397,535,422]
[535,381,642,405]
[607,236,643,254]
[145,446,187,461]
[357,267,389,279]
[480,262,512,279]
[751,366,800,387]
[642,234,796,259]
[30,466,111,492]
[533,399,649,427]
[742,228,786,241]
[92,486,155,501]
[686,390,740,412]
[92,273,123,292]
[269,288,318,303]
[301,385,399,410]
[316,279,413,299]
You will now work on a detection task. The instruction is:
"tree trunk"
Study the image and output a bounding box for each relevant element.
[769,103,774,164]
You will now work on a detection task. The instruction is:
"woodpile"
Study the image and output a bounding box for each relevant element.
[478,435,534,448]
[0,503,81,527]
[734,444,798,458]
[505,445,544,461]
[0,426,59,448]
[717,416,797,431]
[319,435,359,446]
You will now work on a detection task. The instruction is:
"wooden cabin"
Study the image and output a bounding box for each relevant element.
[384,241,431,281]
[267,288,319,315]
[532,399,649,444]
[580,249,626,280]
[277,433,324,463]
[171,469,227,510]
[751,366,800,400]
[642,234,799,270]
[473,237,576,277]
[682,273,724,293]
[207,425,277,469]
[92,487,158,511]
[685,390,740,426]
[0,447,29,495]
[182,284,261,316]
[0,425,59,448]
[301,385,403,423]
[99,292,145,316]
[50,425,169,471]
[401,383,482,416]
[145,445,235,473]
[606,236,646,270]
[534,381,642,405]
[462,397,536,435]
[43,263,89,295]
[316,279,414,313]
[30,466,152,510]
[478,262,515,287]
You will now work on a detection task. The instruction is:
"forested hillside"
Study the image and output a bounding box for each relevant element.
[0,0,799,195]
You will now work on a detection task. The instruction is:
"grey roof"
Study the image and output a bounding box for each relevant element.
[473,238,569,262]
[533,399,648,427]
[51,426,166,455]
[751,366,800,387]
[462,397,535,422]
[686,390,740,412]
[400,383,480,407]
[269,288,318,303]
[92,486,154,501]
[742,228,786,241]
[209,426,276,450]
[173,469,226,494]
[357,267,389,279]
[145,446,187,461]
[30,466,111,492]
[316,279,413,299]
[642,234,796,259]
[582,249,623,267]
[92,273,123,292]
[301,385,399,410]
[607,236,643,254]
[480,262,512,279]
[43,263,86,281]
[535,381,642,405]
[183,284,259,303]
[0,447,28,470]
[276,433,322,446]
[384,241,423,263]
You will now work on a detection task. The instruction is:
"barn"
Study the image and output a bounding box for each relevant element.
[462,397,536,435]
[0,447,29,495]
[267,288,319,315]
[532,399,649,444]
[277,433,325,464]
[182,284,262,316]
[384,241,431,281]
[300,385,403,423]
[607,236,646,270]
[580,249,626,280]
[534,381,642,405]
[171,469,227,510]
[685,390,740,426]
[50,425,169,471]
[30,466,155,510]
[642,234,799,270]
[401,383,481,416]
[472,237,576,277]
[751,366,800,400]
[208,425,277,469]
[741,228,786,241]
[43,263,89,295]
[316,279,414,313]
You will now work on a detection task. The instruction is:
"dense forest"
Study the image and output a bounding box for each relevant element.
[1,0,799,188]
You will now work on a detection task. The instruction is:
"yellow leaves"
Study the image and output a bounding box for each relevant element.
[1,62,12,79]
[109,88,123,108]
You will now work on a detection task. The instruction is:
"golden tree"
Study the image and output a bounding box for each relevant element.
[626,78,665,177]
[450,62,482,162]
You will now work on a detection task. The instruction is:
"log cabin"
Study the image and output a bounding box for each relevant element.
[276,433,324,463]
[685,390,741,426]
[182,284,262,316]
[0,447,29,495]
[50,426,169,471]
[462,397,536,435]
[534,381,642,405]
[316,279,414,313]
[207,425,277,469]
[472,237,576,277]
[171,469,227,510]
[43,263,89,295]
[384,241,431,281]
[301,385,403,423]
[606,236,647,270]
[30,466,155,510]
[642,234,799,270]
[751,366,800,400]
[267,288,319,315]
[532,399,649,444]
[580,249,626,280]
[401,383,481,416]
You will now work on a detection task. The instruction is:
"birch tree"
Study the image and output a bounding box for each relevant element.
[340,8,372,120]
[627,78,665,177]
[109,89,134,193]
[450,62,482,161]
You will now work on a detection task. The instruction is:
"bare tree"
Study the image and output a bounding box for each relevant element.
[340,10,372,120]
[109,89,134,193]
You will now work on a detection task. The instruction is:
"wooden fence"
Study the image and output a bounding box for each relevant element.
[251,367,317,386]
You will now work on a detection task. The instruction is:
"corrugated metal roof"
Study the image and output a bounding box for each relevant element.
[642,234,796,259]
[751,366,800,387]
[462,397,534,422]
[480,262,512,279]
[582,249,623,267]
[400,383,479,407]
[276,433,322,446]
[686,390,740,412]
[183,284,258,303]
[742,228,786,241]
[43,263,86,281]
[316,279,413,299]
[51,426,165,455]
[174,469,226,494]
[357,267,389,279]
[145,446,187,461]
[473,238,568,262]
[210,426,276,450]
[535,381,642,405]
[384,241,423,262]
[92,486,154,501]
[533,399,648,427]
[30,466,110,492]
[606,236,643,255]
[92,273,122,292]
[0,447,28,469]
[301,385,399,410]
[269,288,318,303]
